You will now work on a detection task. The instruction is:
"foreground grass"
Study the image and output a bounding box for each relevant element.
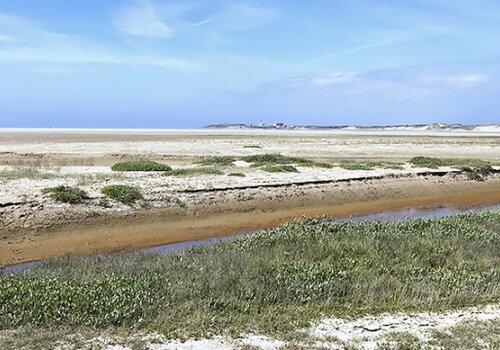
[242,154,332,168]
[0,212,498,340]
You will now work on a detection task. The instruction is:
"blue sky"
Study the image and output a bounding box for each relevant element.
[0,0,499,128]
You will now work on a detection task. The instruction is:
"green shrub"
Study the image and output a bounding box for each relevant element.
[101,185,142,204]
[111,161,171,172]
[42,186,88,204]
[228,172,246,177]
[261,165,298,173]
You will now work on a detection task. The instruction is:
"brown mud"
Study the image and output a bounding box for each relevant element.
[1,173,499,267]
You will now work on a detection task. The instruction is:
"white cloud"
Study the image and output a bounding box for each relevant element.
[0,11,199,70]
[0,33,16,42]
[114,3,173,39]
[265,65,492,99]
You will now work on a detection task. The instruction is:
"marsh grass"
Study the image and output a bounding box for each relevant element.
[1,212,498,339]
[101,185,142,204]
[197,156,236,166]
[338,160,404,171]
[111,161,172,172]
[242,154,331,168]
[261,165,299,173]
[410,156,492,170]
[228,172,246,177]
[164,167,223,176]
[42,186,88,204]
[0,167,60,181]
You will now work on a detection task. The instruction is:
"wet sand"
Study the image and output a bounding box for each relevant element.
[1,173,499,267]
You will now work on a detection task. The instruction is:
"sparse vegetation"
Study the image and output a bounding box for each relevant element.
[42,186,88,204]
[197,156,236,166]
[101,185,142,204]
[1,212,498,339]
[338,160,404,171]
[261,164,299,173]
[410,156,493,171]
[164,167,223,176]
[228,172,246,177]
[111,160,172,172]
[242,153,331,168]
[243,145,262,149]
[0,167,59,181]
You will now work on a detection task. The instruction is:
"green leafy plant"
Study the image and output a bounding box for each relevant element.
[42,186,88,204]
[101,185,142,204]
[111,161,171,172]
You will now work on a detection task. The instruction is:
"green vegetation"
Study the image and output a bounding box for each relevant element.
[410,157,494,181]
[242,153,331,168]
[243,145,262,149]
[111,160,172,172]
[197,156,236,166]
[228,172,246,177]
[164,167,223,176]
[42,186,88,204]
[1,212,498,340]
[101,185,142,205]
[338,160,403,171]
[410,156,493,171]
[261,165,299,173]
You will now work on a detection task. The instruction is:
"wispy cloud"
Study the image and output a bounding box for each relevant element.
[264,64,493,99]
[113,2,173,39]
[0,11,199,70]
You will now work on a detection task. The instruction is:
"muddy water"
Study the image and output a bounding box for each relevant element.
[3,203,499,274]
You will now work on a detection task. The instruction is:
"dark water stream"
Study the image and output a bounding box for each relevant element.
[2,203,499,274]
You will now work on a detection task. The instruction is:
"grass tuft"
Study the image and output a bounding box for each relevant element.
[242,153,330,168]
[228,172,246,177]
[111,161,171,172]
[197,156,236,166]
[42,186,88,204]
[261,165,299,173]
[164,167,223,176]
[101,185,142,204]
[338,160,403,171]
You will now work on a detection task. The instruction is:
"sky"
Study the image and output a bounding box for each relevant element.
[0,0,499,128]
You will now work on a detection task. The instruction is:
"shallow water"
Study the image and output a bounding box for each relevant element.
[3,203,498,274]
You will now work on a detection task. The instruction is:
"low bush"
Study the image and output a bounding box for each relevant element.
[111,161,171,172]
[228,172,246,177]
[42,186,88,204]
[101,185,142,204]
[410,157,493,172]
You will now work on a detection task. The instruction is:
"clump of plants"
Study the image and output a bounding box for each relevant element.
[228,172,246,177]
[261,165,298,173]
[242,153,331,168]
[111,160,171,172]
[197,156,236,166]
[338,160,403,171]
[164,167,223,176]
[42,186,88,204]
[410,156,494,180]
[101,185,142,204]
[243,145,262,149]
